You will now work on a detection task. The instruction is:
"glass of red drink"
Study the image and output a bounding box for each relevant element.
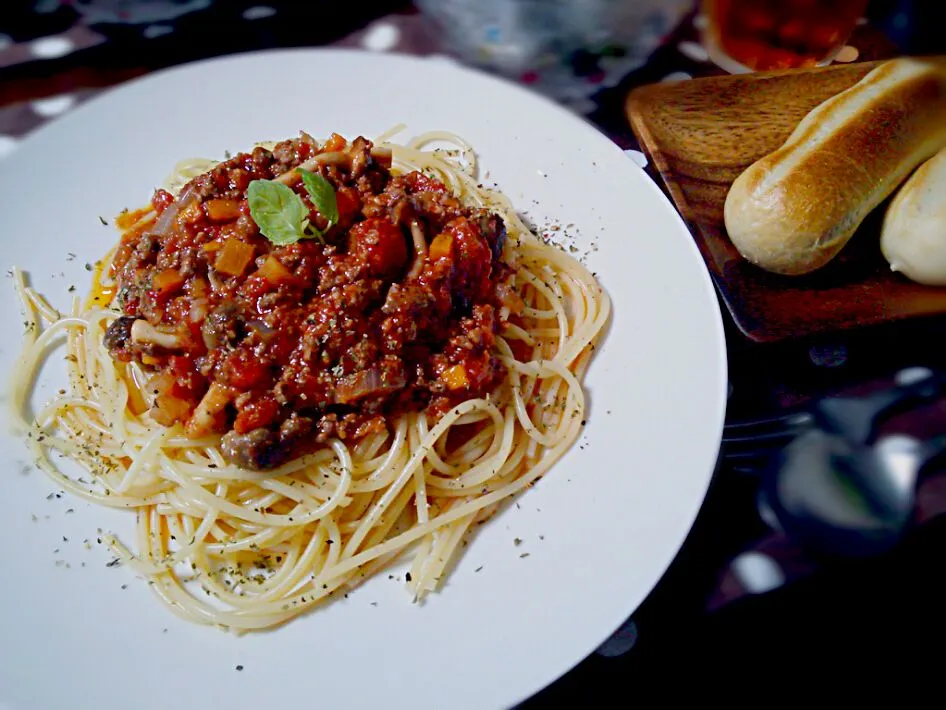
[701,0,869,73]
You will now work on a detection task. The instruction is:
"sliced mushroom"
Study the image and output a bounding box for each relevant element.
[273,152,350,184]
[103,316,138,353]
[220,427,280,471]
[130,319,185,350]
[184,383,233,438]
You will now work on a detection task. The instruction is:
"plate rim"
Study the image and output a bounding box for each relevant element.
[0,47,728,709]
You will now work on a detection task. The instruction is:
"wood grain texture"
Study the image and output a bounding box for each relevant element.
[626,59,946,343]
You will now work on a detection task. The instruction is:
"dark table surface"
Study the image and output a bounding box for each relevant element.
[3,0,945,699]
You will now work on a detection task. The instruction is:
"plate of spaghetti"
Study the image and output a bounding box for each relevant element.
[0,50,725,710]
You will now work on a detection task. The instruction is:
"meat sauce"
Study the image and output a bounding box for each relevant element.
[104,134,511,470]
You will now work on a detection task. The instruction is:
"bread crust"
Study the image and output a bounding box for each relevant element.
[724,58,946,275]
[881,146,946,285]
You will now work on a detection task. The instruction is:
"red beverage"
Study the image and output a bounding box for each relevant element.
[702,0,868,72]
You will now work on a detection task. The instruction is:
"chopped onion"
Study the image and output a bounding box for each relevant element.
[189,299,208,324]
[335,366,406,404]
[247,318,275,341]
[407,221,428,279]
[185,383,232,437]
[130,320,185,350]
[150,183,196,238]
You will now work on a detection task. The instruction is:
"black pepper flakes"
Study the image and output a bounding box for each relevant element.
[235,665,244,672]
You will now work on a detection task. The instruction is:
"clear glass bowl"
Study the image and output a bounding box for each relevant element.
[415,0,692,111]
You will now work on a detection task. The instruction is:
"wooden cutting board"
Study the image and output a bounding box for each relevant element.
[626,59,946,344]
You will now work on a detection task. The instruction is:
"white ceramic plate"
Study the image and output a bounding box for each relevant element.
[0,50,725,710]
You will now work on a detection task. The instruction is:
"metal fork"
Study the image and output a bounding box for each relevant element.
[721,367,945,475]
[722,411,813,474]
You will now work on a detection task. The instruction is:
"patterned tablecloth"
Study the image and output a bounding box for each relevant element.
[2,0,944,697]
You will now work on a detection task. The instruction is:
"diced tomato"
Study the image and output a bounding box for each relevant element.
[225,349,270,390]
[233,396,280,434]
[186,320,207,356]
[267,330,296,364]
[168,355,194,378]
[348,218,408,278]
[405,172,447,193]
[167,355,205,399]
[297,140,313,160]
[335,186,361,225]
[240,274,274,300]
[446,217,492,298]
[151,189,175,214]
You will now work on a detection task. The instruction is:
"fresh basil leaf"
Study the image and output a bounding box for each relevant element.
[247,179,309,245]
[298,169,339,227]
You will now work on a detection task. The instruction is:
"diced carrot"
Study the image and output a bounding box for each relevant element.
[214,238,255,276]
[152,268,185,296]
[441,364,469,390]
[204,199,242,222]
[201,240,223,253]
[179,201,203,225]
[186,276,209,299]
[323,133,347,153]
[115,206,153,230]
[429,233,453,260]
[257,255,293,284]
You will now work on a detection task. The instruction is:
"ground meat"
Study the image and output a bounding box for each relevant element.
[201,303,243,350]
[107,132,512,470]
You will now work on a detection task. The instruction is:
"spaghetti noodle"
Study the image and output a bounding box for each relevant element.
[11,129,610,631]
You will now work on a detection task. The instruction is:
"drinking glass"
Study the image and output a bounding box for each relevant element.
[701,0,869,73]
